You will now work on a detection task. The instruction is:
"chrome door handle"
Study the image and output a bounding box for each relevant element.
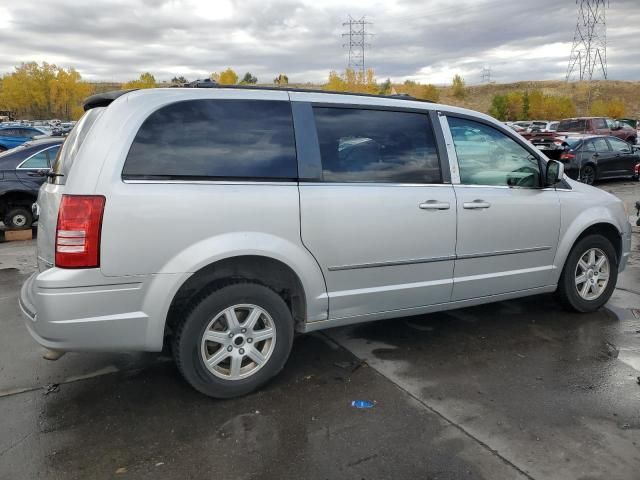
[419,200,450,210]
[463,199,491,209]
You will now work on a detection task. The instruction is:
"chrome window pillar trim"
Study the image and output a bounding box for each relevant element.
[437,112,460,184]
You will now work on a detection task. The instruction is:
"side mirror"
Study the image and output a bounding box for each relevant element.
[545,160,564,186]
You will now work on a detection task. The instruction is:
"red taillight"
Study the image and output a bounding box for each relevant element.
[55,195,106,268]
[559,151,576,162]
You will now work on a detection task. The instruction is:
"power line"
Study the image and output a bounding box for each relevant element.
[342,15,373,75]
[566,0,609,81]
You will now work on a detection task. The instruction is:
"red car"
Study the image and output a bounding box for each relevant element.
[555,117,637,144]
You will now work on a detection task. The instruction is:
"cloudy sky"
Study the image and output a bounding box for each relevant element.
[1,0,639,84]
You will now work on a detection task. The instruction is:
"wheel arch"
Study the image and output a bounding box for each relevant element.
[553,217,623,284]
[164,255,311,340]
[0,190,38,216]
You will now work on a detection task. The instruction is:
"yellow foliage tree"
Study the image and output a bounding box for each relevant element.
[451,74,466,99]
[0,62,93,120]
[590,98,625,118]
[398,80,440,102]
[123,72,156,89]
[212,68,238,85]
[527,90,576,120]
[324,69,378,94]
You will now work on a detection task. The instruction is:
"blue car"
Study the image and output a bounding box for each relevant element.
[0,126,49,151]
[0,137,63,228]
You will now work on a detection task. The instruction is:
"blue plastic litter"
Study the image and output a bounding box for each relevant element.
[351,400,375,409]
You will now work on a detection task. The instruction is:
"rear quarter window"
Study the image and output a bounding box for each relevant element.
[51,107,104,185]
[122,99,297,180]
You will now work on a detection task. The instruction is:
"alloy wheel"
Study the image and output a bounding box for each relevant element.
[200,304,277,380]
[574,248,610,301]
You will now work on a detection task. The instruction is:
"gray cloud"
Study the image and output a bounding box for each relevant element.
[1,0,638,84]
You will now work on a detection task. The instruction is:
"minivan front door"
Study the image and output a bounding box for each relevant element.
[446,115,561,301]
[297,105,457,320]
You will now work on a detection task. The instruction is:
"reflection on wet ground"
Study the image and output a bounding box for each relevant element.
[329,293,640,479]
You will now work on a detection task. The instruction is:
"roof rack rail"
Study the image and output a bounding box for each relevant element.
[177,83,435,103]
[83,84,435,111]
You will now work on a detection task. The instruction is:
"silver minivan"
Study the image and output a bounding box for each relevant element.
[20,87,632,398]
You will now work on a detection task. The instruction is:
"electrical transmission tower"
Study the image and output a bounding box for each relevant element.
[342,16,372,75]
[481,66,492,83]
[566,0,609,81]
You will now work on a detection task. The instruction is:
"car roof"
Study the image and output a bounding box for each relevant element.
[21,137,64,148]
[83,85,437,111]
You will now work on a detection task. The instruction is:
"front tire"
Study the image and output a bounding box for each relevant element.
[173,283,294,398]
[3,207,33,229]
[557,234,618,312]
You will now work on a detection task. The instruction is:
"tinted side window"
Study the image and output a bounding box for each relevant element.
[449,117,540,187]
[312,107,441,183]
[20,150,50,169]
[558,119,587,132]
[608,137,631,152]
[593,118,607,129]
[123,100,297,180]
[592,138,610,152]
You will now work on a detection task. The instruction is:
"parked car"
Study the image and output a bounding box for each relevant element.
[559,135,640,185]
[526,120,558,133]
[0,126,50,151]
[20,87,631,398]
[556,117,637,144]
[0,137,63,228]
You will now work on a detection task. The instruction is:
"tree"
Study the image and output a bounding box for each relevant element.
[489,94,508,120]
[504,92,524,121]
[522,91,530,120]
[396,80,440,102]
[324,69,378,94]
[240,72,258,84]
[419,84,440,102]
[215,68,238,85]
[590,98,625,118]
[123,72,156,89]
[171,75,188,84]
[274,74,289,85]
[0,62,93,120]
[451,74,466,99]
[379,78,392,95]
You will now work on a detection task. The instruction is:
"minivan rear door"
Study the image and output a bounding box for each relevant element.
[294,99,457,321]
[35,108,104,271]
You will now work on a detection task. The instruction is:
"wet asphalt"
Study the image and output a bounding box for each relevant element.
[1,181,639,480]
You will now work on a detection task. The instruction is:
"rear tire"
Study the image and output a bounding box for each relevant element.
[3,207,33,229]
[557,234,618,312]
[172,283,294,398]
[580,165,596,185]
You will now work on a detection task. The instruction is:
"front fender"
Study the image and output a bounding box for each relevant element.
[552,206,624,284]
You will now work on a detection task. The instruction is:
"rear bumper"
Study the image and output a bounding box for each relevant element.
[19,268,183,352]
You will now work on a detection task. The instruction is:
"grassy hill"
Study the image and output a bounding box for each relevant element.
[430,80,640,118]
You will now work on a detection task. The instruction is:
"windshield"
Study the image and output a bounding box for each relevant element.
[557,119,587,132]
[51,107,104,184]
